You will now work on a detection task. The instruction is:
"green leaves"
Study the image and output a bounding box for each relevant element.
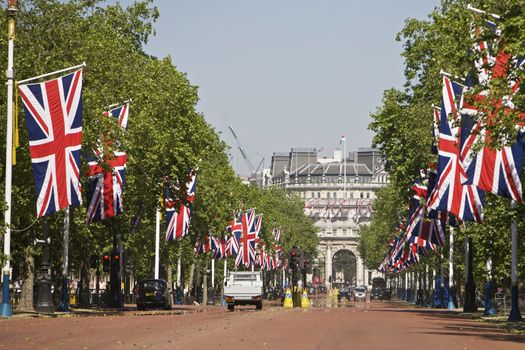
[363,0,525,282]
[0,0,316,283]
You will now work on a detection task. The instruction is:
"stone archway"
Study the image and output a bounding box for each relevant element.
[332,249,357,286]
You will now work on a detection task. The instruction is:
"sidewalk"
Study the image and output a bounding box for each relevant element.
[9,303,220,319]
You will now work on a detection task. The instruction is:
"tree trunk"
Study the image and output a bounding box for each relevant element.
[18,251,35,312]
[78,261,91,307]
[202,261,208,306]
[167,259,174,305]
[186,262,195,304]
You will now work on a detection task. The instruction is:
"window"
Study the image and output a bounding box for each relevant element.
[368,271,373,285]
[342,229,347,236]
[360,192,364,199]
[327,192,331,198]
[333,192,337,199]
[366,192,370,199]
[317,192,321,198]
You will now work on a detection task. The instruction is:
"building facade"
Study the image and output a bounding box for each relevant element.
[268,147,389,287]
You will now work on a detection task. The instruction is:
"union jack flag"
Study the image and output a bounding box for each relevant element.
[195,234,211,255]
[86,151,127,224]
[460,23,525,203]
[165,172,197,241]
[226,213,242,256]
[18,69,83,217]
[211,236,227,259]
[235,209,257,268]
[103,102,129,129]
[273,228,281,242]
[274,244,283,268]
[427,76,484,223]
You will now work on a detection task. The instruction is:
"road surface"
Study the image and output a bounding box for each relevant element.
[1,301,524,349]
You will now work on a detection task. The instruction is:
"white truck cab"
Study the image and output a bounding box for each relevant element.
[224,271,263,311]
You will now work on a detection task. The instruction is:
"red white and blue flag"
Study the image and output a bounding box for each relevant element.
[460,23,525,203]
[104,102,129,129]
[86,151,127,224]
[211,236,228,259]
[165,172,197,241]
[427,76,484,223]
[226,212,242,256]
[18,69,83,217]
[195,234,211,255]
[235,209,257,267]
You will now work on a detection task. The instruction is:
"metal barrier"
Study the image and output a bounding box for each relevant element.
[494,292,525,313]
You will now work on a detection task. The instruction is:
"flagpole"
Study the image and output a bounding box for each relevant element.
[211,258,215,290]
[57,207,70,312]
[343,135,347,197]
[447,226,456,309]
[17,62,86,85]
[154,208,160,279]
[508,201,522,321]
[1,1,18,318]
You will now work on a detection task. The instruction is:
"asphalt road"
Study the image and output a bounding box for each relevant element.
[1,301,524,350]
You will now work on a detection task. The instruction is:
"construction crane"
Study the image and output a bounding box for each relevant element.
[228,126,263,175]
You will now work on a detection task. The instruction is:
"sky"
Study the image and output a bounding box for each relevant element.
[119,0,440,175]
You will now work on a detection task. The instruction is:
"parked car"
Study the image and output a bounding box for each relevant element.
[136,279,172,311]
[381,287,392,300]
[337,287,352,301]
[354,286,367,301]
[370,287,382,300]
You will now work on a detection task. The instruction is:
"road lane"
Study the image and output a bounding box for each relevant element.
[1,301,524,349]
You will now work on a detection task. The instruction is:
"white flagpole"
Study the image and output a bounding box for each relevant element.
[211,258,215,289]
[106,98,133,110]
[223,259,227,283]
[154,208,160,279]
[509,201,522,321]
[343,135,347,197]
[1,2,17,318]
[17,62,86,85]
[448,226,456,309]
[176,256,182,287]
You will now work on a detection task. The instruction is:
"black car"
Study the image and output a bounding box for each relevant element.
[370,287,382,300]
[136,279,172,310]
[337,287,352,301]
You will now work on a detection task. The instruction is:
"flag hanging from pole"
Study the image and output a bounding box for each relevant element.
[86,151,127,224]
[18,69,84,217]
[104,101,130,129]
[165,172,197,241]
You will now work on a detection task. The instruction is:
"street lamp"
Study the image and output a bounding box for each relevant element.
[35,219,54,313]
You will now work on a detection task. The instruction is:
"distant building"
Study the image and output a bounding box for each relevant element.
[269,147,389,287]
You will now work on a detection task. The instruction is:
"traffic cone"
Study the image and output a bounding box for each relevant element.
[301,288,310,308]
[283,288,293,308]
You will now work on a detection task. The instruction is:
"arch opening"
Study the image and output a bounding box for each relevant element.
[332,249,357,286]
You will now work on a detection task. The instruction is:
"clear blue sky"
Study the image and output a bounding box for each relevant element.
[119,0,440,175]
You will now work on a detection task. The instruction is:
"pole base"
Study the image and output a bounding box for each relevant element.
[508,285,523,322]
[484,307,496,316]
[0,303,13,318]
[56,277,69,312]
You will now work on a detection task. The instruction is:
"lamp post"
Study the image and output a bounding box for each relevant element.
[35,219,54,313]
[1,0,18,318]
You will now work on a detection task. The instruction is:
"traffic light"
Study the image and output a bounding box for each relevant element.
[303,258,310,273]
[89,255,99,269]
[102,253,110,272]
[112,251,121,272]
[290,247,298,270]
